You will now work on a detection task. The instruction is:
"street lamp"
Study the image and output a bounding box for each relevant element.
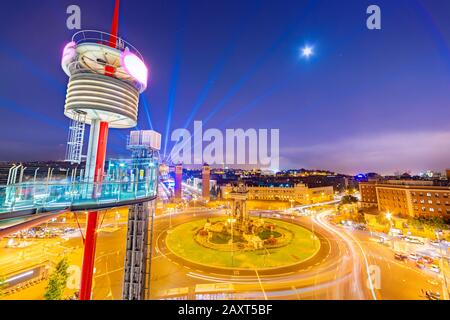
[385,212,393,232]
[385,212,392,221]
[385,211,395,249]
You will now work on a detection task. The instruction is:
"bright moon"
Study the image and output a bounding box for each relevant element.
[301,46,314,58]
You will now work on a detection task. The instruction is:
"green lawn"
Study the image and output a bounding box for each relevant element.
[165,218,320,269]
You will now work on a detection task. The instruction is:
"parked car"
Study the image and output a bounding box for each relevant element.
[424,290,441,300]
[416,262,425,269]
[420,256,434,264]
[429,265,441,273]
[355,224,367,231]
[404,237,424,245]
[408,253,420,261]
[394,252,407,261]
[430,240,442,248]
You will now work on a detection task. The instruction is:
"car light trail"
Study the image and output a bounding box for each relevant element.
[314,210,378,300]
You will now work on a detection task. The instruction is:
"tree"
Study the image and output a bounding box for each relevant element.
[409,216,448,231]
[44,257,69,300]
[341,195,358,205]
[376,213,389,226]
[0,277,7,298]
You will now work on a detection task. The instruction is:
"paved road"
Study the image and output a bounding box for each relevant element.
[313,211,444,300]
[150,210,442,300]
[1,207,444,300]
[0,208,129,300]
[150,210,368,300]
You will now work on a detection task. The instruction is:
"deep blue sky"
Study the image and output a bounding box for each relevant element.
[0,0,449,174]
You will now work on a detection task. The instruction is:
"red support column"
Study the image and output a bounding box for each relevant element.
[79,121,109,300]
[79,210,99,300]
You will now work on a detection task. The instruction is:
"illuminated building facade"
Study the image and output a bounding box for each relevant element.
[359,182,378,208]
[360,180,450,219]
[221,183,333,204]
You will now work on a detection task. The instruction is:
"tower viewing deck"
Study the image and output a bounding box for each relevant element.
[0,157,158,220]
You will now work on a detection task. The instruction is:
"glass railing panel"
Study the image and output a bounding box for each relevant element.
[0,173,158,215]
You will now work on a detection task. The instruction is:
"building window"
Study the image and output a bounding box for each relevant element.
[427,193,432,197]
[430,208,435,212]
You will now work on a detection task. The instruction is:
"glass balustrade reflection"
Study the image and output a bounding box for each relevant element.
[0,158,158,215]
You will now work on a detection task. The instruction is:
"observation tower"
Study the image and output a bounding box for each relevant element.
[61,0,149,300]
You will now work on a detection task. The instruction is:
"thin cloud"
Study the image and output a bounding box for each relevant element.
[282,131,450,175]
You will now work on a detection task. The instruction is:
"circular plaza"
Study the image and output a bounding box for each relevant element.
[164,217,321,271]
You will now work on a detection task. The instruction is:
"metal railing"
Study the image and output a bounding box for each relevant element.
[0,178,158,216]
[72,30,144,61]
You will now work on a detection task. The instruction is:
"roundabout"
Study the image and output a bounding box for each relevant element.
[152,185,371,300]
[165,217,321,270]
[152,208,370,300]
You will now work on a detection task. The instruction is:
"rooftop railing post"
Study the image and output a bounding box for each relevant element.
[13,165,22,185]
[18,166,27,201]
[33,168,39,184]
[49,168,54,182]
[7,165,17,185]
[45,168,51,195]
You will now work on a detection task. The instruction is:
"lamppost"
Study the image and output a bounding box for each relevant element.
[192,197,197,217]
[385,212,392,226]
[169,206,172,229]
[386,212,394,249]
[230,218,234,267]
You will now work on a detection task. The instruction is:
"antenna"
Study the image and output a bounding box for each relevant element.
[105,0,120,77]
[109,0,120,47]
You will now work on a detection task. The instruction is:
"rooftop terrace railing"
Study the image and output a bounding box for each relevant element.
[0,177,158,218]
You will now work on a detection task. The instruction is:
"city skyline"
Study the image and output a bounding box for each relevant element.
[1,1,450,303]
[0,0,449,175]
